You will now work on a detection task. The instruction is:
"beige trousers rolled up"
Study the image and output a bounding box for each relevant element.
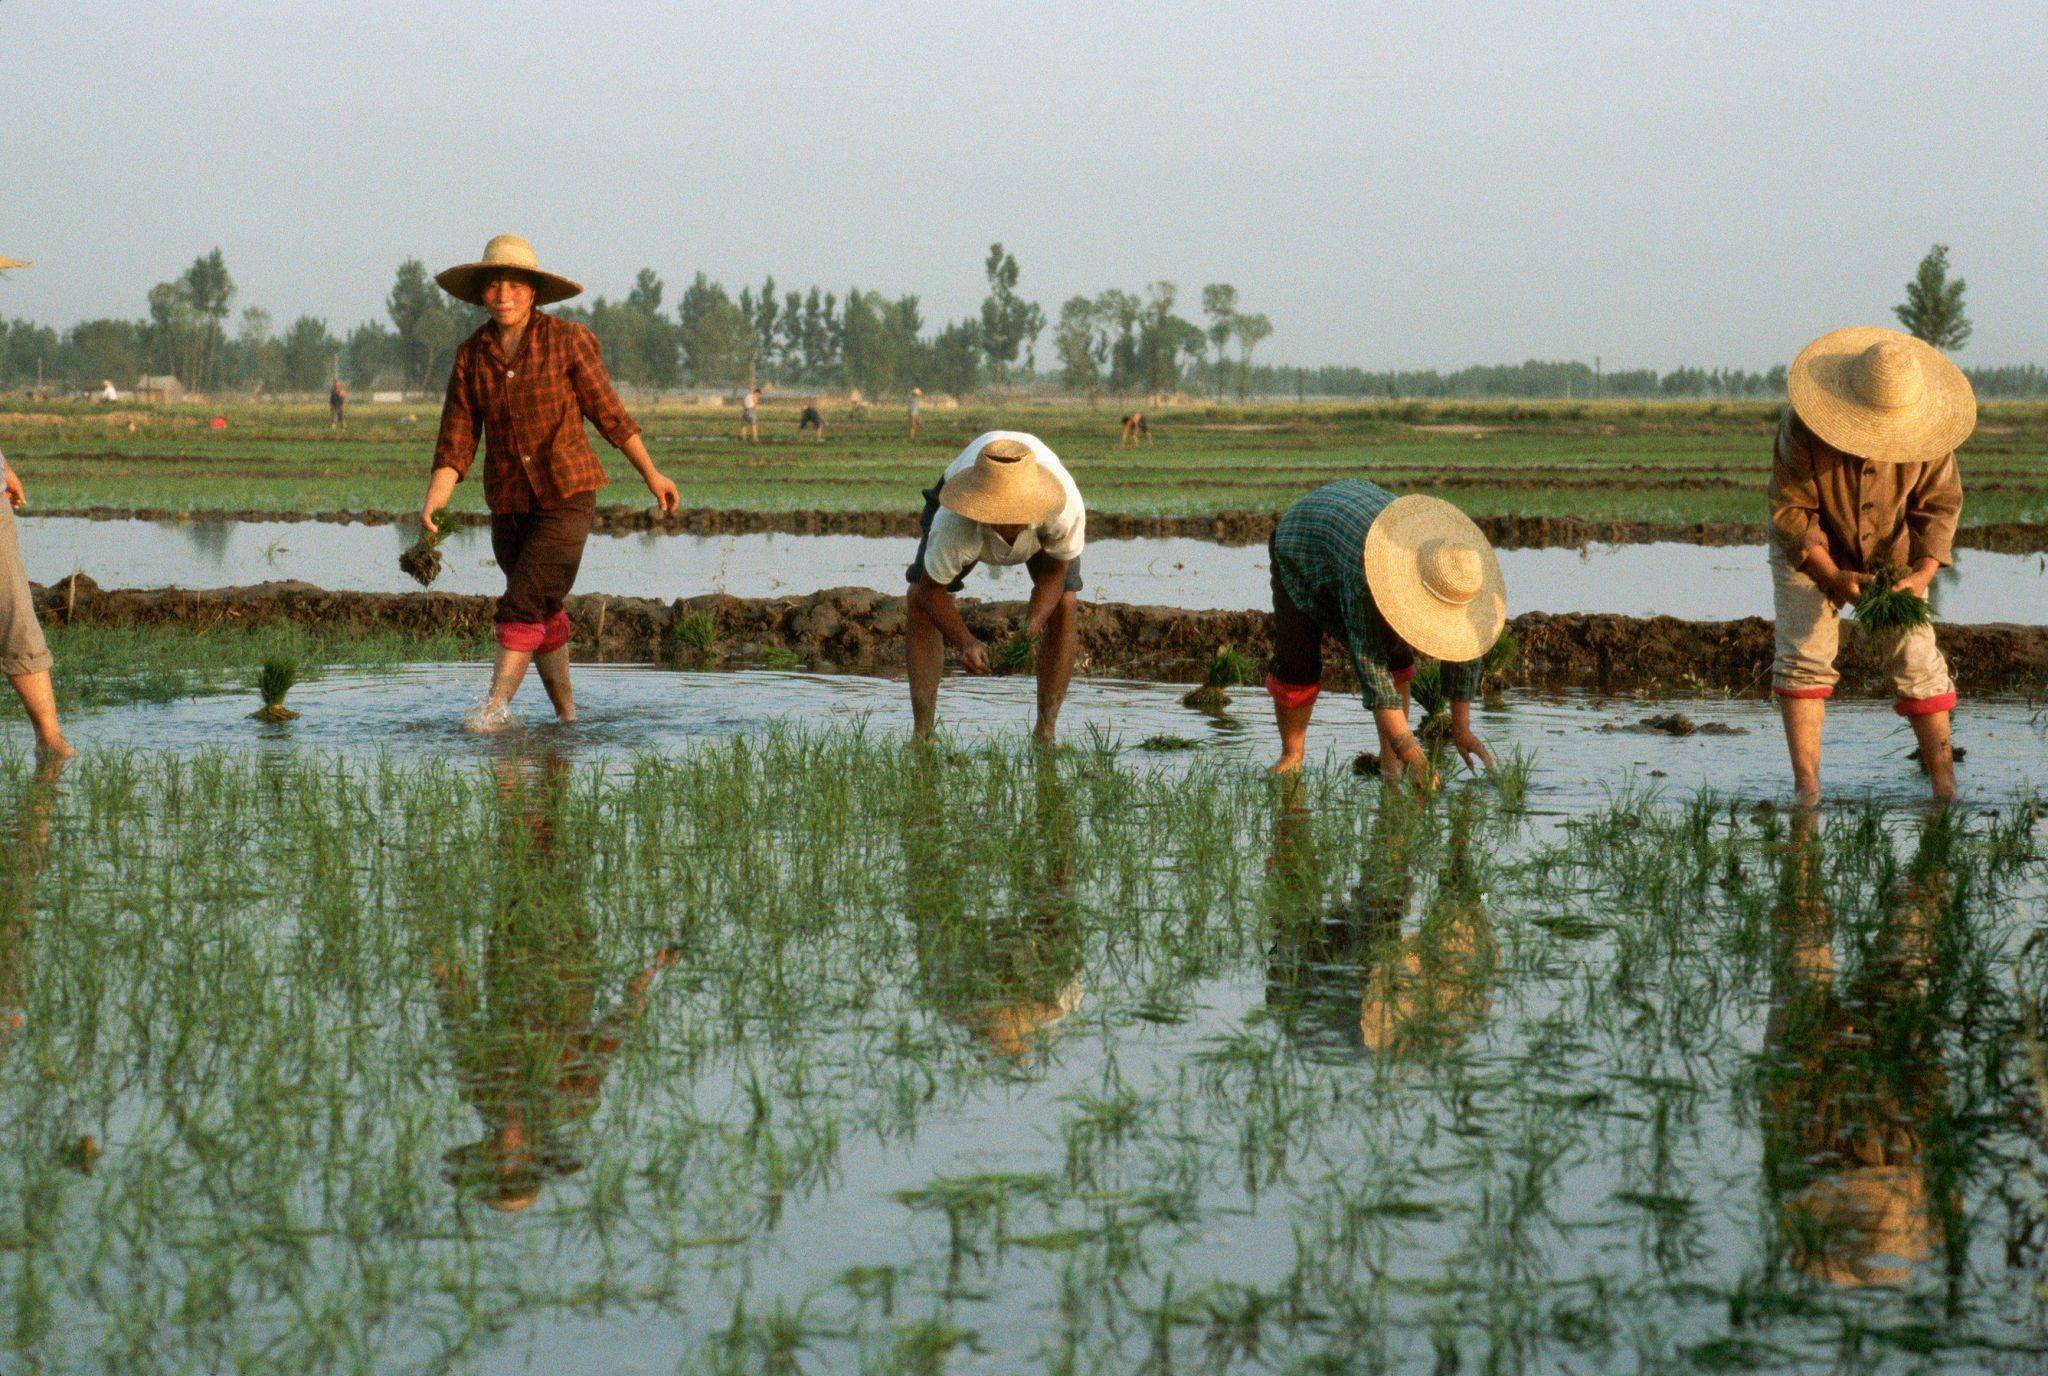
[0,500,53,677]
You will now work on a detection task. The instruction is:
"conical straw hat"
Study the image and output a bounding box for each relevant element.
[0,255,30,270]
[1362,495,1506,663]
[939,436,1066,525]
[1788,326,1975,464]
[435,234,582,307]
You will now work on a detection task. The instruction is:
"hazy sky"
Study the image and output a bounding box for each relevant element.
[5,1,2044,369]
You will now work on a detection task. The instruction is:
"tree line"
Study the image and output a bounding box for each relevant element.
[3,240,2036,398]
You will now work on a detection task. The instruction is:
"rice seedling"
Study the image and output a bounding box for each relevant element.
[247,656,300,722]
[397,516,449,587]
[993,629,1037,674]
[1853,563,1935,632]
[757,645,803,671]
[0,738,2037,1373]
[1181,644,1257,712]
[663,611,719,661]
[1136,734,1201,752]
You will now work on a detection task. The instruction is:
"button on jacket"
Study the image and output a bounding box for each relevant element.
[431,311,641,513]
[1768,408,1960,575]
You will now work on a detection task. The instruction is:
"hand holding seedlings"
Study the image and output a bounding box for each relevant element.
[1853,561,1935,631]
[959,639,991,675]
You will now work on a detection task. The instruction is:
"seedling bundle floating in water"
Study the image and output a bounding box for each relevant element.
[1853,563,1934,633]
[248,657,300,722]
[1182,643,1257,711]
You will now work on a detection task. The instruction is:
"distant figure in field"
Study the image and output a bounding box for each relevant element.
[329,378,348,429]
[798,401,825,442]
[740,385,762,443]
[908,387,923,439]
[1120,411,1150,447]
[98,378,117,403]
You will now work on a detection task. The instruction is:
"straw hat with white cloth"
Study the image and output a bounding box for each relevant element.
[1362,495,1507,663]
[1788,326,1975,465]
[435,234,583,307]
[938,436,1067,526]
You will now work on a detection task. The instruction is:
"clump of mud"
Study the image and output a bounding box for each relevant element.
[1600,713,1747,737]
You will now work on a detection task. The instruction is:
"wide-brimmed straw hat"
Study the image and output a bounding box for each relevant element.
[939,435,1066,525]
[435,234,583,307]
[1788,326,1975,464]
[1363,495,1507,664]
[0,255,30,270]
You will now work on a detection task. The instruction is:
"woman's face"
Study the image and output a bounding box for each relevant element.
[482,272,537,328]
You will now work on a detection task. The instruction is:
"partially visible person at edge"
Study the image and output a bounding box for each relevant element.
[1769,326,1969,806]
[798,400,824,442]
[1266,479,1502,787]
[740,384,762,443]
[907,386,922,439]
[329,377,347,429]
[419,235,680,731]
[906,431,1084,746]
[0,255,73,759]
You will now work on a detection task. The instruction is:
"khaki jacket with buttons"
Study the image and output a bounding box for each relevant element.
[1768,408,1961,575]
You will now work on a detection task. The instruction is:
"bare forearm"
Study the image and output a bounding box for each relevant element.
[621,434,659,479]
[913,582,976,650]
[423,467,459,509]
[1024,565,1067,633]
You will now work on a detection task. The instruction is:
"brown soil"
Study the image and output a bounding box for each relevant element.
[43,504,2048,553]
[37,577,2048,697]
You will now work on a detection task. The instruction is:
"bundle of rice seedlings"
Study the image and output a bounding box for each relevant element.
[1853,564,1933,633]
[399,516,451,587]
[993,630,1036,674]
[1182,644,1256,711]
[249,658,300,723]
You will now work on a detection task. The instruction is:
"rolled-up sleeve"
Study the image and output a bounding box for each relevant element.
[1338,595,1403,711]
[1768,409,1824,566]
[1905,451,1961,567]
[431,347,479,480]
[565,326,641,450]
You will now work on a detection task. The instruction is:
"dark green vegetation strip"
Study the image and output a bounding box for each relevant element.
[6,397,2047,527]
[0,739,2042,1371]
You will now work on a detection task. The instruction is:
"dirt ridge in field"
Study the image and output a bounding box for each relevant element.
[37,503,2048,553]
[36,576,2048,697]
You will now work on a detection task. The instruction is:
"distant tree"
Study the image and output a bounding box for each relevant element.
[341,321,396,390]
[65,318,147,387]
[387,259,474,391]
[1231,312,1273,399]
[235,306,282,390]
[929,318,983,396]
[280,316,338,392]
[675,272,754,387]
[1201,284,1238,396]
[1894,244,1971,351]
[752,277,779,379]
[568,271,679,397]
[147,278,205,385]
[180,249,235,388]
[1054,295,1107,398]
[978,243,1043,389]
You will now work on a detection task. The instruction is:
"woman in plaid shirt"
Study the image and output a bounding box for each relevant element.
[419,236,679,730]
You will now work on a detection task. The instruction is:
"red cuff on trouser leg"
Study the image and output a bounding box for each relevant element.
[1894,690,1957,718]
[537,610,572,653]
[1265,674,1321,708]
[495,621,547,652]
[1392,665,1416,688]
[1772,686,1833,700]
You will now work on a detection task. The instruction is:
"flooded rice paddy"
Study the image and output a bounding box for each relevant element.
[3,665,2047,1371]
[23,517,2048,622]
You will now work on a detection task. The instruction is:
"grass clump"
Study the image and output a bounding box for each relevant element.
[993,629,1037,674]
[664,611,718,661]
[1853,564,1934,633]
[1136,734,1201,752]
[248,658,300,722]
[758,644,803,671]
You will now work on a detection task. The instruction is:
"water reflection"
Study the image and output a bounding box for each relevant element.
[431,750,674,1213]
[1265,783,1495,1057]
[0,756,67,1057]
[901,758,1084,1065]
[1762,807,1952,1286]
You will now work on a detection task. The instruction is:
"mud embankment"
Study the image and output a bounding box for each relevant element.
[41,504,2048,553]
[35,577,2048,697]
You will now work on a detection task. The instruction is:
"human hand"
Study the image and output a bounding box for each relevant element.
[1892,566,1935,598]
[1823,569,1871,606]
[420,499,446,537]
[1451,727,1495,773]
[646,471,680,515]
[1386,732,1437,793]
[4,468,24,511]
[960,640,991,675]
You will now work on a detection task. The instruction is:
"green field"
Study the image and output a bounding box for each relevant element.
[4,396,2046,527]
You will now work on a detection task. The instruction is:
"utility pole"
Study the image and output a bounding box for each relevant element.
[1594,355,1602,399]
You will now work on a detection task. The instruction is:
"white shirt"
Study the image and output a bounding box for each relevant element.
[920,430,1085,586]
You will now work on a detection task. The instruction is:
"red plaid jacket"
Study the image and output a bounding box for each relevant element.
[431,311,641,512]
